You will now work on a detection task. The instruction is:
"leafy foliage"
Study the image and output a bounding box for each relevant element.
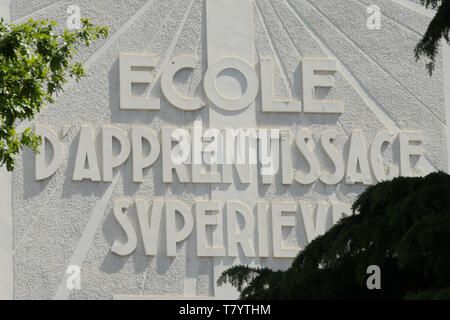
[415,0,450,75]
[0,18,108,171]
[218,172,450,299]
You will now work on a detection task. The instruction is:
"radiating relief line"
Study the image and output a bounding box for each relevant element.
[184,23,203,96]
[140,0,183,53]
[32,0,158,117]
[302,0,444,126]
[355,0,423,36]
[264,0,350,138]
[83,0,157,69]
[137,0,195,297]
[265,0,347,203]
[330,0,442,116]
[11,0,157,252]
[254,0,294,99]
[11,0,65,23]
[12,0,156,130]
[283,0,400,133]
[139,259,150,295]
[283,0,436,172]
[13,189,53,253]
[53,174,120,300]
[144,0,196,94]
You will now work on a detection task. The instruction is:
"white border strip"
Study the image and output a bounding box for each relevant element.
[0,168,12,300]
[444,43,450,172]
[0,0,13,301]
[0,0,11,22]
[390,1,449,171]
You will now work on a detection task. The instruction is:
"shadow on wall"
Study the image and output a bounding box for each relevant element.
[108,55,209,127]
[100,201,176,275]
[60,127,113,199]
[22,147,52,200]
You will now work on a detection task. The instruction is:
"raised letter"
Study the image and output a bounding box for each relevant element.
[162,128,191,183]
[131,126,160,183]
[294,129,320,185]
[72,126,101,182]
[119,54,160,110]
[192,124,221,183]
[196,201,225,257]
[226,201,255,257]
[302,58,343,113]
[259,129,280,184]
[35,125,63,180]
[136,199,164,256]
[166,201,194,257]
[204,57,258,112]
[111,199,137,256]
[331,202,352,224]
[370,131,399,182]
[281,131,293,185]
[102,126,131,182]
[260,57,301,112]
[299,201,329,243]
[161,55,204,111]
[399,131,424,177]
[320,129,345,185]
[257,202,269,258]
[272,202,298,258]
[346,130,372,185]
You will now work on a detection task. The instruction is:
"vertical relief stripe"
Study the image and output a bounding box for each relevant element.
[0,167,12,300]
[206,0,259,299]
[444,43,450,172]
[0,0,11,22]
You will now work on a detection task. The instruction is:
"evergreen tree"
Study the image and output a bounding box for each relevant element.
[415,0,450,75]
[218,172,450,299]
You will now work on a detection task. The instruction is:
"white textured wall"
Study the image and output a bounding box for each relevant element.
[2,0,448,299]
[0,0,13,301]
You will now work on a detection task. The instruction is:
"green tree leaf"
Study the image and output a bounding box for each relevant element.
[0,17,108,171]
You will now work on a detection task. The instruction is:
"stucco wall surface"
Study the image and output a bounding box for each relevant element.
[1,0,447,299]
